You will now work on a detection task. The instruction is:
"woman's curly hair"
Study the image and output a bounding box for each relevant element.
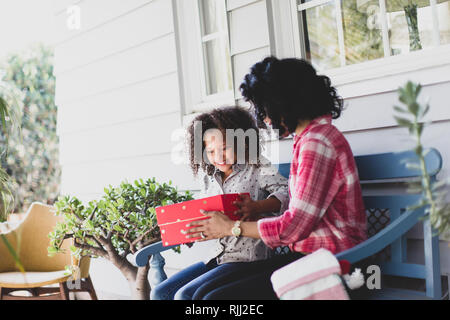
[187,106,261,176]
[239,56,344,137]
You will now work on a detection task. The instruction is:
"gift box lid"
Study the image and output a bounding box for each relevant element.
[155,193,247,225]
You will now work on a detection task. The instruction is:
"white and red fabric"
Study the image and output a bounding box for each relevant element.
[270,248,350,300]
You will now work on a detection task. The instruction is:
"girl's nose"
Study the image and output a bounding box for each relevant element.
[215,152,225,163]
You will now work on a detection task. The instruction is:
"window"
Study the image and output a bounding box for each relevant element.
[198,0,233,98]
[292,0,450,72]
[175,0,234,115]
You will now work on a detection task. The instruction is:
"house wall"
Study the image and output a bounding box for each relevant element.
[54,0,450,298]
[53,0,196,298]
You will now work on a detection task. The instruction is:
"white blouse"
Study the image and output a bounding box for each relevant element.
[198,161,289,264]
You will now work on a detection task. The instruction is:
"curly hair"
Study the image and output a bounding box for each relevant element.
[187,106,262,176]
[239,56,344,137]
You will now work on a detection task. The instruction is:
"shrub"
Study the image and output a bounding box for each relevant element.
[0,44,59,213]
[48,177,193,300]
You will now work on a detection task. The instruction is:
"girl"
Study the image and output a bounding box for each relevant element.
[186,57,367,300]
[150,106,289,300]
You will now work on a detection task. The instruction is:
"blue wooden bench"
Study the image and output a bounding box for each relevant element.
[130,148,443,299]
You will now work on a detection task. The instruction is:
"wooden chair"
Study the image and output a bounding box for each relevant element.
[0,202,97,300]
[130,149,443,300]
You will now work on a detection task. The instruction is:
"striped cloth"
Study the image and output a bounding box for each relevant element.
[270,248,349,300]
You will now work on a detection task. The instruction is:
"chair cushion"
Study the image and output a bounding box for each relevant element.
[0,270,70,288]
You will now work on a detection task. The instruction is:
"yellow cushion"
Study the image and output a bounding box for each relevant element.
[0,203,71,272]
[0,270,70,288]
[1,203,91,281]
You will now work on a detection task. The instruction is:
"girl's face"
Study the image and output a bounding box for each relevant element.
[204,130,235,173]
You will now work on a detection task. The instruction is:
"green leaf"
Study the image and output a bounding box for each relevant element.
[407,102,420,115]
[84,220,95,230]
[393,105,408,114]
[113,224,124,232]
[394,116,413,128]
[1,235,25,272]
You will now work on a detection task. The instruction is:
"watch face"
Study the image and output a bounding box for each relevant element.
[232,227,241,237]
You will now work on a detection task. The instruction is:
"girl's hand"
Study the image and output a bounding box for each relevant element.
[185,210,234,241]
[234,194,259,221]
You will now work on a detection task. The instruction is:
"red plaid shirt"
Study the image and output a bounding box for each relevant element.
[258,115,367,254]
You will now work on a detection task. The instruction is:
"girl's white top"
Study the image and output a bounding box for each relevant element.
[199,160,289,264]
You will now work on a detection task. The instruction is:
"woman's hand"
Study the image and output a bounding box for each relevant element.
[234,194,259,221]
[185,210,234,241]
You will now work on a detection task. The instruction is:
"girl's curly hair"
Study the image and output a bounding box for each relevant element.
[239,56,344,137]
[187,106,261,176]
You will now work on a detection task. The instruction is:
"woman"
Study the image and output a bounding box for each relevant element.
[186,57,367,300]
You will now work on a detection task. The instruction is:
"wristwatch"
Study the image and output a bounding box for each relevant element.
[231,220,242,238]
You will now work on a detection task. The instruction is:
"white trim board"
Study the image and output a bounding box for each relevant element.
[330,45,450,99]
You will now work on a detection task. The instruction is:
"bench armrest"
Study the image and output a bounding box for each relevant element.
[129,241,178,267]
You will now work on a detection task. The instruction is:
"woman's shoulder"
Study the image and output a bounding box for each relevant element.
[300,123,355,168]
[302,122,349,150]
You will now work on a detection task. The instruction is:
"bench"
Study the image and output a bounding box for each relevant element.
[130,148,443,299]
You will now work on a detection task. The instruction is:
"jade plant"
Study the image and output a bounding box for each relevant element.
[393,81,450,237]
[48,178,193,300]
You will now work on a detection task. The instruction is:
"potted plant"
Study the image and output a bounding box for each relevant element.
[48,178,193,300]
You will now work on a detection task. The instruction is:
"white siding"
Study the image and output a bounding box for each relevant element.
[228,0,271,98]
[54,0,196,298]
[57,73,180,134]
[54,0,152,44]
[55,0,193,201]
[54,0,174,75]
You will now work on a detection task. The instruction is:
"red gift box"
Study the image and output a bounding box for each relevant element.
[156,193,249,247]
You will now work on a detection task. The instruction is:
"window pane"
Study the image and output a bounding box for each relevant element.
[342,0,385,65]
[202,38,233,95]
[437,0,450,45]
[302,3,341,70]
[199,0,227,36]
[386,0,434,55]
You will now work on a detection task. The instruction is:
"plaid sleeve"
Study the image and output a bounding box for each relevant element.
[258,138,339,249]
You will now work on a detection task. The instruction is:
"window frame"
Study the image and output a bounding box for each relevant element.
[266,0,450,97]
[173,0,235,116]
